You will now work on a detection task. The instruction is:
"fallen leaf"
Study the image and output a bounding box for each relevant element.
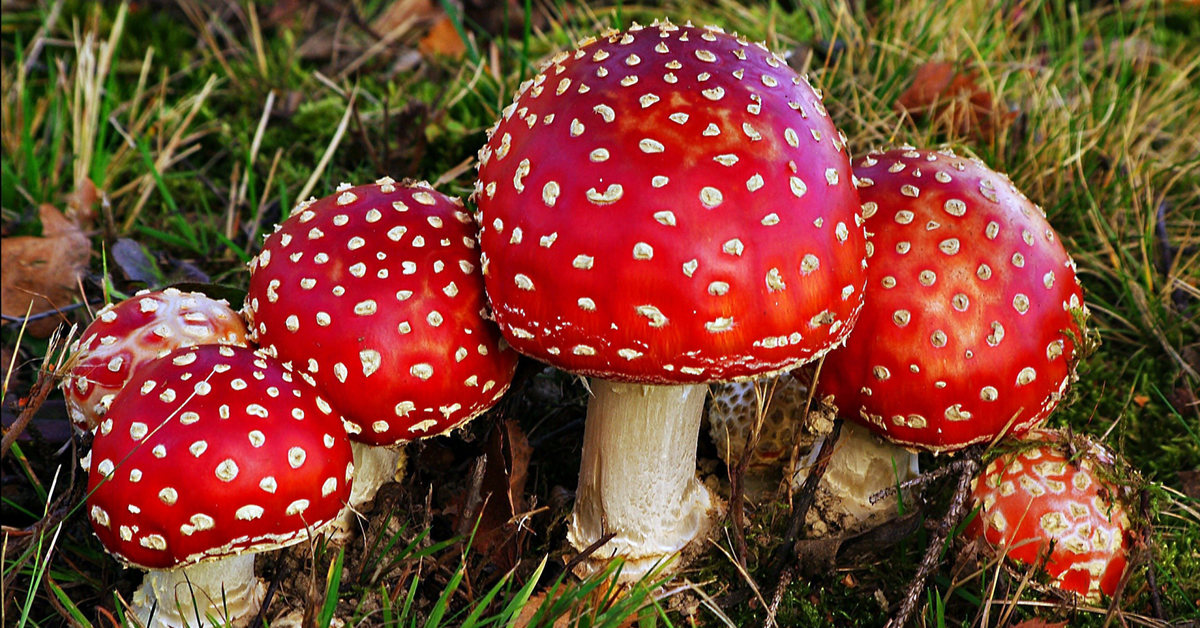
[1,181,98,336]
[896,61,1014,138]
[418,15,466,58]
[512,591,570,628]
[1009,620,1068,628]
[371,0,439,35]
[111,238,161,286]
[460,418,532,570]
[1132,394,1151,407]
[1179,470,1200,501]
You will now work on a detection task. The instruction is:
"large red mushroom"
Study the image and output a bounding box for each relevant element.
[965,429,1132,602]
[475,20,867,578]
[62,288,249,432]
[820,146,1089,452]
[83,344,353,626]
[245,178,518,522]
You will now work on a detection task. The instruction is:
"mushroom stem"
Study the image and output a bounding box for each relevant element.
[567,380,717,580]
[334,442,406,538]
[790,421,920,536]
[131,553,265,628]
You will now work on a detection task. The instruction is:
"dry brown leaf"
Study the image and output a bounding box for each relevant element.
[1,180,98,336]
[371,0,439,34]
[469,418,533,569]
[418,15,467,58]
[512,591,570,628]
[1009,620,1068,628]
[896,61,1014,138]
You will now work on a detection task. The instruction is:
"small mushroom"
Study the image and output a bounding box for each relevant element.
[708,372,919,535]
[83,344,353,627]
[245,178,518,524]
[820,146,1089,452]
[475,20,867,579]
[965,429,1132,602]
[62,288,249,431]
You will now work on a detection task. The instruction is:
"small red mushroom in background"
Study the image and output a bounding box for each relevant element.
[245,178,518,526]
[475,19,867,579]
[708,372,919,535]
[61,288,249,432]
[965,429,1132,603]
[83,344,352,627]
[820,146,1089,452]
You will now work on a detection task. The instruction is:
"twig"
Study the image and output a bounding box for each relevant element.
[2,326,74,458]
[885,448,982,628]
[1140,489,1165,620]
[561,531,618,578]
[728,377,778,572]
[869,458,979,504]
[774,418,842,572]
[786,357,825,504]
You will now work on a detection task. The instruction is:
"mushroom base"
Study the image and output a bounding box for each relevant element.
[791,421,920,536]
[131,553,265,628]
[332,442,407,541]
[567,381,719,581]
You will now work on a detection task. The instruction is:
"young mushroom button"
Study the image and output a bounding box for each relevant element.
[62,288,250,432]
[819,146,1089,452]
[83,344,353,628]
[245,178,518,524]
[966,430,1132,603]
[475,19,867,579]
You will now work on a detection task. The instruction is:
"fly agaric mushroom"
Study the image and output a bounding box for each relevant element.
[820,146,1088,452]
[475,20,867,578]
[708,372,919,535]
[246,178,518,521]
[83,344,353,627]
[965,429,1131,602]
[62,288,249,431]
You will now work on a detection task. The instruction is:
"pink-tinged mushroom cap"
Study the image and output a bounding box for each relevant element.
[84,344,353,569]
[245,179,518,446]
[966,430,1131,602]
[62,288,250,431]
[475,20,867,383]
[819,147,1087,452]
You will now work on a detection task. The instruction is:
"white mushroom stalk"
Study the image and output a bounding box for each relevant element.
[567,381,713,576]
[130,554,263,628]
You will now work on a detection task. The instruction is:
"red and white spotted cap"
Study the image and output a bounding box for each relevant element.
[62,288,250,432]
[474,20,867,383]
[245,178,518,447]
[819,146,1088,452]
[966,429,1131,602]
[83,344,353,569]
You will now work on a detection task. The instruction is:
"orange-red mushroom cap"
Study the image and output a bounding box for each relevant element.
[84,345,353,569]
[966,430,1131,602]
[62,288,250,431]
[820,147,1087,452]
[475,20,867,383]
[245,179,518,446]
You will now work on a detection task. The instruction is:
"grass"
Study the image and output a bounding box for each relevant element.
[2,0,1198,625]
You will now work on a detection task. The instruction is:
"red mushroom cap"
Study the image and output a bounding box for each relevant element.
[819,147,1087,452]
[84,344,353,569]
[965,430,1131,602]
[474,20,866,384]
[62,288,250,431]
[245,178,518,446]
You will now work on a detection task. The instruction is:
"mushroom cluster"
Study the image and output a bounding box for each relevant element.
[62,288,249,431]
[83,344,353,626]
[53,13,1138,620]
[475,19,867,578]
